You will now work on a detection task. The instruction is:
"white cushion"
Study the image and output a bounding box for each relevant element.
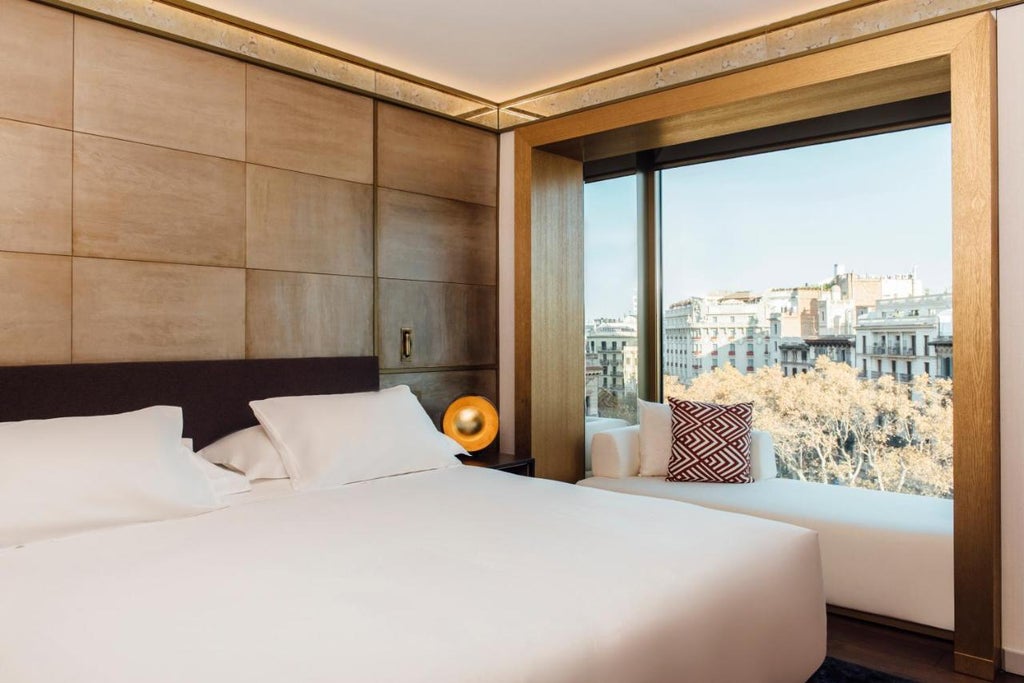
[594,423,777,482]
[250,386,465,491]
[637,399,672,476]
[592,426,641,478]
[198,426,288,480]
[0,406,222,549]
[184,442,251,498]
[578,475,953,629]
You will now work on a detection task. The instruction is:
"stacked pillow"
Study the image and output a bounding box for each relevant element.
[199,384,465,490]
[638,398,754,483]
[1,385,463,550]
[0,406,223,549]
[249,385,466,490]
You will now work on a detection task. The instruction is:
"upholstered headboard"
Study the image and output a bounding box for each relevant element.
[0,356,379,450]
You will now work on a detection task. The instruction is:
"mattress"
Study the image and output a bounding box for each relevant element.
[0,466,825,683]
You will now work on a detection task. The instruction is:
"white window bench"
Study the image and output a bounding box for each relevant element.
[579,424,954,631]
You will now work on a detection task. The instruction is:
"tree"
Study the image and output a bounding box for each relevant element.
[663,357,953,498]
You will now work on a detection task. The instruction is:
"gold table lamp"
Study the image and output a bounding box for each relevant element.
[442,395,498,453]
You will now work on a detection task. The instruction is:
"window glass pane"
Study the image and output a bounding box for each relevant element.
[584,175,638,425]
[660,124,953,498]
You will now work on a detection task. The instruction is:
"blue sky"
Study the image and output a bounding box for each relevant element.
[584,124,953,320]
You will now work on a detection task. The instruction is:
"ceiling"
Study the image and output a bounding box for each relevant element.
[194,0,841,103]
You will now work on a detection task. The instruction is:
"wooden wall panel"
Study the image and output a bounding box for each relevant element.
[0,3,498,429]
[246,165,373,276]
[0,0,72,129]
[74,17,245,159]
[245,165,374,274]
[246,66,373,184]
[0,119,71,255]
[522,148,584,482]
[72,258,245,362]
[378,188,496,285]
[73,134,245,266]
[245,270,373,359]
[0,252,70,365]
[381,369,497,428]
[379,279,496,369]
[378,103,498,207]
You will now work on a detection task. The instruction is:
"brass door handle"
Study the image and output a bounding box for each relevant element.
[401,327,413,361]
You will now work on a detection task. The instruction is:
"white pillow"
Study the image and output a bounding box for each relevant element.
[198,426,289,480]
[250,385,466,491]
[182,441,251,499]
[0,406,222,549]
[638,399,672,476]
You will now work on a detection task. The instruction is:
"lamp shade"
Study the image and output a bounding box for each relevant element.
[442,395,498,453]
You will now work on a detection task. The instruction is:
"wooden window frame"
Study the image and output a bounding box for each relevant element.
[514,13,999,679]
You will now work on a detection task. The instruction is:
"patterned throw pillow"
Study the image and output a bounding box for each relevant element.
[666,398,753,483]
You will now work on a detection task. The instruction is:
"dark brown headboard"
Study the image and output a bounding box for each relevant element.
[0,356,379,450]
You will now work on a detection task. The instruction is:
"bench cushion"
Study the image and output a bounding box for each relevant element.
[577,475,953,630]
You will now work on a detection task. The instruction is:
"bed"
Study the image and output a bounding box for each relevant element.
[0,357,826,683]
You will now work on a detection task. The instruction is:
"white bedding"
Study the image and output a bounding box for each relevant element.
[0,466,825,683]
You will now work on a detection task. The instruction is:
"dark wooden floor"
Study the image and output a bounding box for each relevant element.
[828,614,1024,682]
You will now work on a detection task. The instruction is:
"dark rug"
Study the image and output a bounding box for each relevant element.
[808,657,915,682]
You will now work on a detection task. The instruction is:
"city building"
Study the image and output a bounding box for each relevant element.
[665,265,926,384]
[585,316,638,400]
[663,293,776,383]
[855,292,953,381]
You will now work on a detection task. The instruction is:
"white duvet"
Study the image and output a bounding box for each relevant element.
[0,466,825,683]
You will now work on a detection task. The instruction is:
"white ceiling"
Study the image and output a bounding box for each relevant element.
[198,0,840,102]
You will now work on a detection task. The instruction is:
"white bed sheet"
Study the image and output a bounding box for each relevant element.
[0,466,825,683]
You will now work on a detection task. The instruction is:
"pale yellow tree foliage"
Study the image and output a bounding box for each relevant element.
[663,357,953,498]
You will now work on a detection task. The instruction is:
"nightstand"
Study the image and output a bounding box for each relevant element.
[457,451,535,477]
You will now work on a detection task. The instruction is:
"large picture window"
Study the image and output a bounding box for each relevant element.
[584,117,954,498]
[660,124,953,498]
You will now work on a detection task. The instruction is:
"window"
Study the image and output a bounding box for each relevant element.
[586,104,953,499]
[584,175,638,423]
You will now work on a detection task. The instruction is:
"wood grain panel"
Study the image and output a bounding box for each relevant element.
[246,66,373,183]
[378,188,496,285]
[379,279,496,369]
[950,15,1001,680]
[517,17,979,148]
[378,103,498,206]
[72,258,244,362]
[0,0,72,128]
[381,369,496,429]
[0,119,71,254]
[73,134,245,266]
[548,60,951,162]
[246,165,373,276]
[0,252,70,365]
[512,13,1000,674]
[74,17,245,159]
[245,269,372,359]
[527,149,584,482]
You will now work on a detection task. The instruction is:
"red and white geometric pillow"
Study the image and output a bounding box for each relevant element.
[666,398,753,483]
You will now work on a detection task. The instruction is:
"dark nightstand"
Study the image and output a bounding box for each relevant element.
[457,451,535,477]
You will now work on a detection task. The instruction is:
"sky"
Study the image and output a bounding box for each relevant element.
[583,124,953,321]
